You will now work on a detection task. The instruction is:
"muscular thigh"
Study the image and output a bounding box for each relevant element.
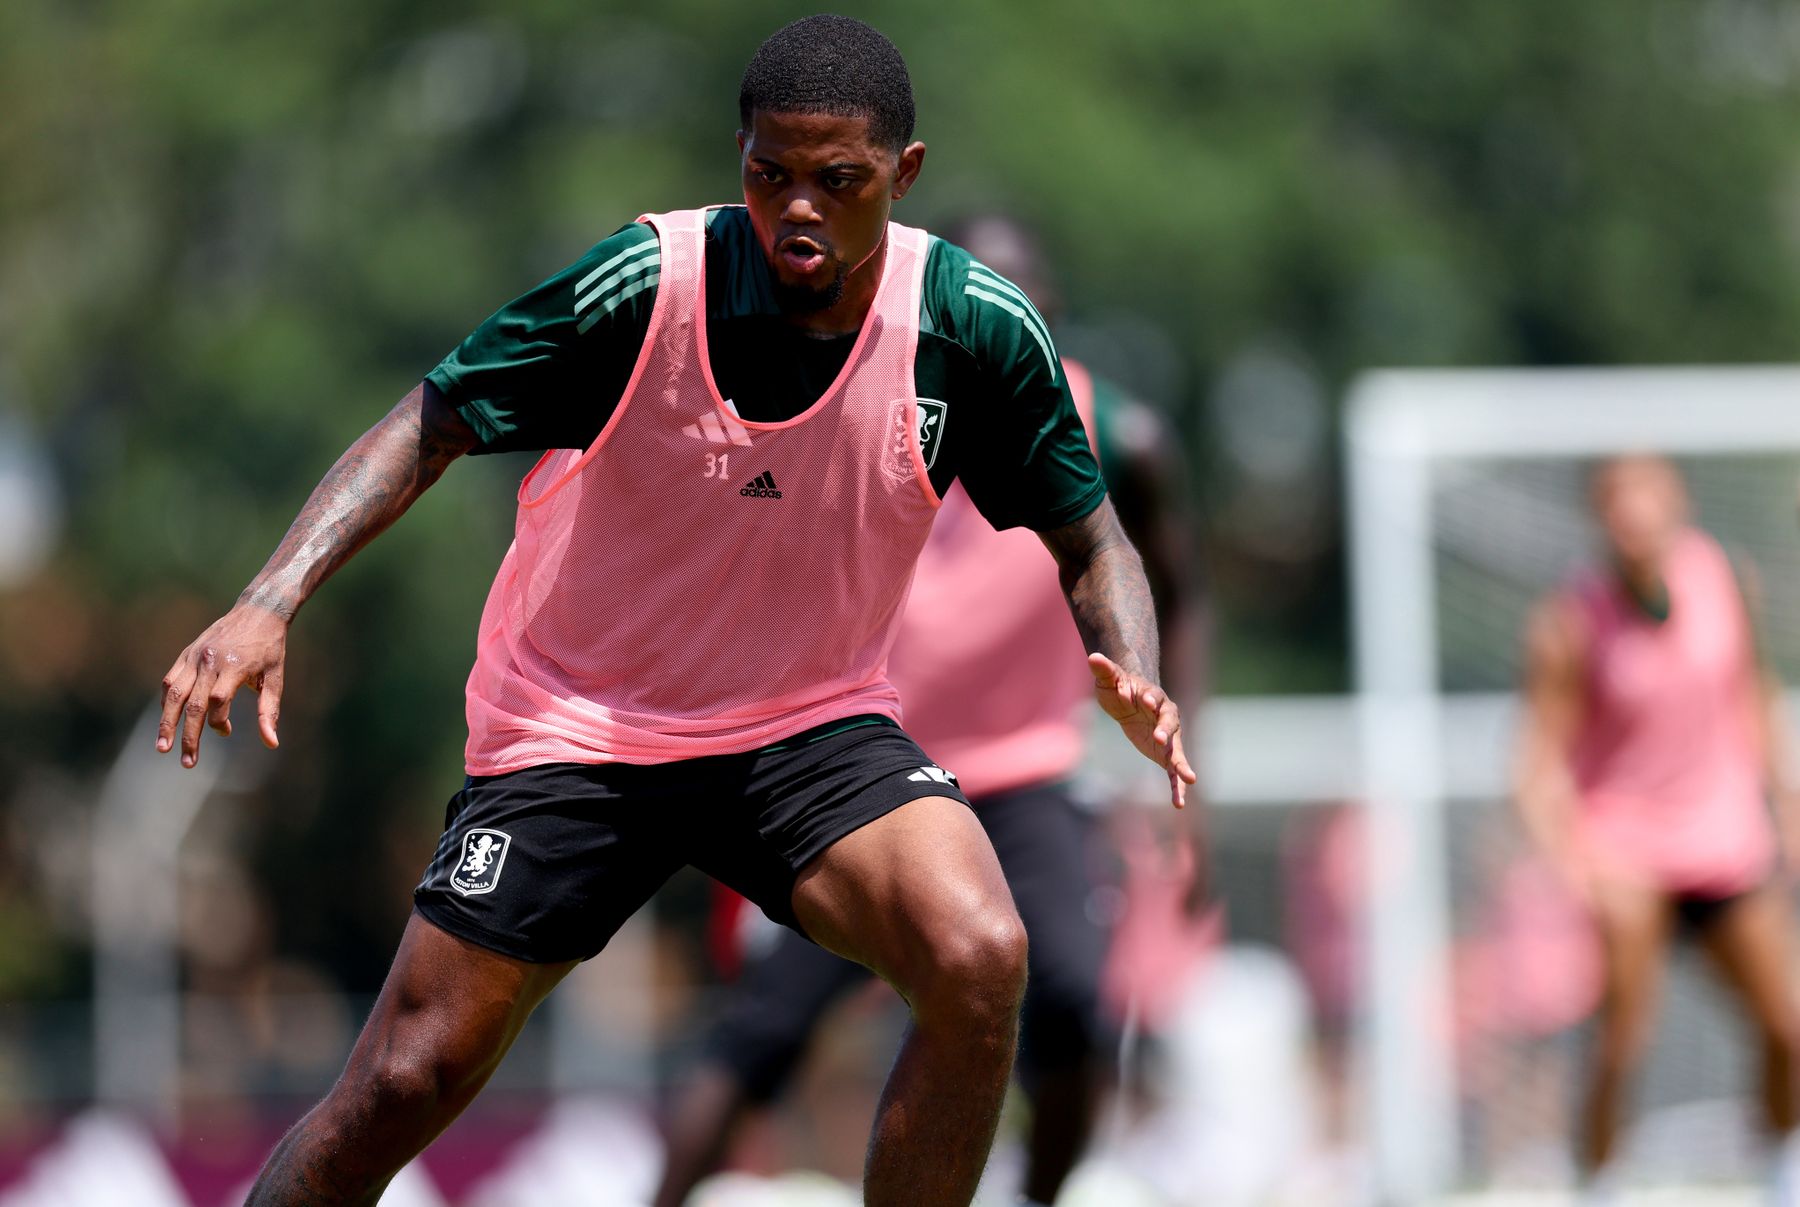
[790,795,1017,988]
[1588,876,1672,1001]
[688,720,987,955]
[1695,884,1796,1034]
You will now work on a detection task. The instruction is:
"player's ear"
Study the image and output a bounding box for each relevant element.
[892,141,926,201]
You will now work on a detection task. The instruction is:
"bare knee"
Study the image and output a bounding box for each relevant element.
[336,1028,494,1129]
[912,907,1029,1025]
[336,1049,435,1123]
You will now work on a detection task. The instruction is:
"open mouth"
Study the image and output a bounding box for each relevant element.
[778,236,829,276]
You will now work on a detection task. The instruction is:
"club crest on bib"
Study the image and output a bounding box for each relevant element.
[883,398,948,483]
[450,828,512,897]
[914,399,948,469]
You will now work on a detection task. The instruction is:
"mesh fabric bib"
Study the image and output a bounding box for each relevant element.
[1569,527,1772,894]
[465,208,939,772]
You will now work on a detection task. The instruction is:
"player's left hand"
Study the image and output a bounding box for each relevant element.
[1089,652,1198,809]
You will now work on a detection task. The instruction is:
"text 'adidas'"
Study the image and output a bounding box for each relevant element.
[740,471,782,499]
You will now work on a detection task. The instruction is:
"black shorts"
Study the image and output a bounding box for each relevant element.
[1674,885,1758,935]
[705,780,1113,1102]
[413,720,969,964]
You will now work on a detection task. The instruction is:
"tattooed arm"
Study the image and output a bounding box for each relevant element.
[1040,497,1197,808]
[1103,396,1209,711]
[157,382,478,767]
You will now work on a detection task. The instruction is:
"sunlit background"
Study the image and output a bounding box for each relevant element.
[3,1,1800,1203]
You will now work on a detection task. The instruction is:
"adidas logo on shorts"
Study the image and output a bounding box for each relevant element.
[907,765,958,785]
[740,471,783,499]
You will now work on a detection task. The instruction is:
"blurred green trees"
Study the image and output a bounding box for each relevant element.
[2,0,1797,992]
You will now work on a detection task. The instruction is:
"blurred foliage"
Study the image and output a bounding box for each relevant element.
[1,0,1798,993]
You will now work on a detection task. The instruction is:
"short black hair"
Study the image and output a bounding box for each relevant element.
[739,15,916,151]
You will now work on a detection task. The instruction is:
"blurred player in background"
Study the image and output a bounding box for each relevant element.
[1515,454,1800,1203]
[653,215,1206,1207]
[152,18,1195,1207]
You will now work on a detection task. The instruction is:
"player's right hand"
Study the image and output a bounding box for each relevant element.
[156,602,289,768]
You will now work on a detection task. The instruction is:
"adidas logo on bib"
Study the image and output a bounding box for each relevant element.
[740,471,782,499]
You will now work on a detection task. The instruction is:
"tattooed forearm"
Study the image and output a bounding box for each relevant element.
[247,1133,368,1206]
[245,1099,400,1206]
[1106,403,1209,706]
[238,382,477,621]
[1039,498,1162,680]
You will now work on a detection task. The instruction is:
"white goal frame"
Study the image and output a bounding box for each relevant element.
[1343,365,1800,1203]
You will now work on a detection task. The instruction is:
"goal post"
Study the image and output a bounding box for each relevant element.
[1344,366,1800,1202]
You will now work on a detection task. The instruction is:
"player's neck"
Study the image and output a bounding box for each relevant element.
[782,232,888,338]
[1614,554,1671,621]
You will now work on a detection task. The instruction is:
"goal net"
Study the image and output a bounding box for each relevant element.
[1345,367,1800,1201]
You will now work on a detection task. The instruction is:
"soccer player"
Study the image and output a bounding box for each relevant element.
[1515,455,1800,1201]
[153,17,1195,1207]
[651,214,1206,1207]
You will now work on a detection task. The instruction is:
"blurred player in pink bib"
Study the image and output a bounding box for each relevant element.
[1515,455,1800,1201]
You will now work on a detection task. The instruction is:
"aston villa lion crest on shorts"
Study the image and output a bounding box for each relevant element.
[451,828,511,897]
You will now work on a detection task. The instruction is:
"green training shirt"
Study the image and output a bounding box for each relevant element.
[426,206,1104,532]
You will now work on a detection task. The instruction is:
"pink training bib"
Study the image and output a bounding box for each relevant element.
[464,207,940,772]
[884,361,1099,798]
[1569,527,1773,895]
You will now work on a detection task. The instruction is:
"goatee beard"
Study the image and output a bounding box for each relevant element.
[772,268,847,315]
